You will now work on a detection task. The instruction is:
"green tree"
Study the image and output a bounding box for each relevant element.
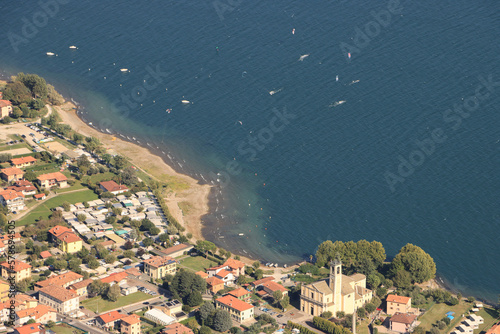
[199,302,215,322]
[62,201,71,212]
[280,295,290,310]
[392,270,412,289]
[186,290,203,307]
[391,244,436,283]
[68,258,82,271]
[200,326,212,334]
[104,254,117,264]
[212,309,232,332]
[3,81,31,105]
[252,261,260,269]
[254,269,263,280]
[113,155,128,170]
[106,284,120,302]
[123,250,134,259]
[77,214,87,222]
[24,170,37,182]
[53,259,68,270]
[170,269,207,299]
[365,303,376,314]
[273,290,283,305]
[17,72,48,98]
[88,280,107,297]
[88,258,99,269]
[357,307,366,318]
[321,311,333,319]
[142,238,154,247]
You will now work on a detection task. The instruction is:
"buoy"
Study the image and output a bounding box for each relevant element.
[348,53,351,59]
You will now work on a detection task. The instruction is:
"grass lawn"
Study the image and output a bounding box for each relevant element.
[50,324,85,334]
[81,292,152,313]
[419,301,472,332]
[16,189,98,226]
[475,307,500,334]
[358,319,370,334]
[87,172,116,184]
[292,274,317,284]
[179,256,217,272]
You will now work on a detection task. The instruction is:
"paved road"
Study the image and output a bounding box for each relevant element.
[57,313,107,334]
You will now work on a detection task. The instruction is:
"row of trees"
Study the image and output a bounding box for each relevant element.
[315,240,436,288]
[3,72,64,105]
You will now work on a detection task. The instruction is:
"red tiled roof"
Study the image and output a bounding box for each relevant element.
[60,232,82,243]
[195,271,209,279]
[0,233,21,241]
[0,100,12,108]
[206,276,224,286]
[11,156,37,165]
[39,251,52,259]
[100,272,128,284]
[48,225,72,237]
[39,285,78,302]
[387,294,411,304]
[13,322,43,334]
[162,243,193,256]
[98,310,125,324]
[121,314,141,325]
[99,180,128,192]
[224,258,245,269]
[251,276,274,286]
[35,271,83,289]
[228,287,250,298]
[162,323,194,334]
[17,304,55,320]
[0,167,24,176]
[216,269,232,279]
[34,194,46,199]
[390,312,417,324]
[37,172,67,181]
[1,260,31,272]
[262,281,287,293]
[69,278,93,290]
[216,295,253,312]
[143,255,176,268]
[486,323,500,334]
[0,189,24,200]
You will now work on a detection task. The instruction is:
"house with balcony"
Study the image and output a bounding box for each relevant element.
[10,156,37,168]
[0,189,25,212]
[386,295,412,315]
[0,167,24,183]
[215,295,254,323]
[0,260,31,283]
[36,172,68,188]
[143,256,176,280]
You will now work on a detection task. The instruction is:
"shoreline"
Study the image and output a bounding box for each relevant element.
[55,101,212,244]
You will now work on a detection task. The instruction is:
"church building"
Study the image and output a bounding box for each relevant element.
[300,259,373,317]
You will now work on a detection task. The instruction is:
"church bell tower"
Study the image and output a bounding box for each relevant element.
[329,257,342,310]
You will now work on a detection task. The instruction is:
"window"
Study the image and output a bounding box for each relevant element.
[311,292,314,299]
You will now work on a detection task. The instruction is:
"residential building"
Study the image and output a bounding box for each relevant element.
[0,233,21,243]
[120,314,141,334]
[15,294,38,309]
[48,226,82,253]
[34,271,83,291]
[13,323,45,334]
[0,100,12,119]
[0,167,24,183]
[144,308,176,326]
[101,272,128,285]
[34,193,46,201]
[68,278,93,299]
[386,295,412,316]
[215,295,254,323]
[161,243,194,258]
[228,287,251,300]
[195,271,209,279]
[15,305,56,326]
[0,189,25,212]
[38,285,79,315]
[0,280,9,302]
[250,276,274,289]
[39,251,52,260]
[215,269,235,285]
[300,259,373,317]
[1,260,32,283]
[161,323,193,334]
[36,172,68,188]
[162,299,182,317]
[486,322,500,334]
[97,310,125,329]
[7,180,37,196]
[389,313,418,333]
[261,281,288,296]
[206,276,225,294]
[207,258,245,278]
[99,180,129,195]
[143,256,176,279]
[10,156,37,168]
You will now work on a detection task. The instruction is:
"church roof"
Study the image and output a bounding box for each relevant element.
[310,280,333,295]
[349,273,366,282]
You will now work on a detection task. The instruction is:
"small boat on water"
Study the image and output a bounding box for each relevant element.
[181,100,190,104]
[69,46,77,49]
[120,68,128,72]
[46,52,55,56]
[238,233,245,236]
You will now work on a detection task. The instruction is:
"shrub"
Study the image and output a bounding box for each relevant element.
[312,316,352,334]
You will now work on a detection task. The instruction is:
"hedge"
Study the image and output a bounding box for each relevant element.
[153,189,185,232]
[312,317,352,334]
[287,321,316,334]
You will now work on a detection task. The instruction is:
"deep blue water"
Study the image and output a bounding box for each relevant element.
[1,0,499,301]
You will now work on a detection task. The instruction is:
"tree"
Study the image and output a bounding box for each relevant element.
[88,258,99,269]
[104,254,116,264]
[113,155,128,170]
[53,260,68,270]
[196,240,216,258]
[252,261,260,269]
[413,327,425,334]
[106,284,120,302]
[280,295,290,310]
[77,214,87,222]
[3,81,31,105]
[321,311,333,319]
[159,233,170,243]
[170,269,207,299]
[199,302,215,322]
[336,311,345,318]
[24,170,37,182]
[273,290,283,305]
[62,202,70,212]
[17,73,48,98]
[69,258,82,271]
[365,303,376,314]
[367,273,381,289]
[142,238,154,247]
[391,244,436,283]
[88,280,107,297]
[254,269,263,280]
[357,307,366,318]
[17,279,30,293]
[212,309,232,332]
[124,240,134,250]
[392,270,412,289]
[200,326,212,334]
[468,296,475,303]
[187,290,203,307]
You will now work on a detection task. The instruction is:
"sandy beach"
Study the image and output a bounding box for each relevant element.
[55,101,211,242]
